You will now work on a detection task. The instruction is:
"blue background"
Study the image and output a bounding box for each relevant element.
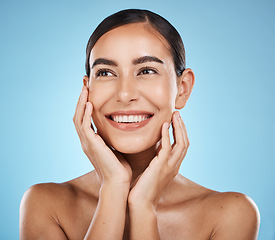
[0,0,274,239]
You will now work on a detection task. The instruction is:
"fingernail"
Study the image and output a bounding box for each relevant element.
[164,122,169,129]
[175,111,180,119]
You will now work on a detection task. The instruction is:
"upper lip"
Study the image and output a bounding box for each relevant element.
[105,110,154,118]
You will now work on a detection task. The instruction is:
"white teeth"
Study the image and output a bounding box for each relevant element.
[129,115,134,122]
[112,115,150,123]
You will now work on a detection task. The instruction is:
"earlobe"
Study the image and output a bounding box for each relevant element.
[83,75,89,88]
[175,68,195,109]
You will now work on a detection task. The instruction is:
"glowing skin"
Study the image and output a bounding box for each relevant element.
[19,22,260,240]
[85,23,179,154]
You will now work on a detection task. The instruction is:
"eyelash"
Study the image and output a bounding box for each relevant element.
[95,67,158,78]
[95,69,116,77]
[138,67,158,75]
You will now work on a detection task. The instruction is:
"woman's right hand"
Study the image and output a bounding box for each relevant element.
[73,85,132,188]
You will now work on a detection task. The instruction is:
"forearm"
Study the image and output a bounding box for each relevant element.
[84,183,129,240]
[129,204,160,240]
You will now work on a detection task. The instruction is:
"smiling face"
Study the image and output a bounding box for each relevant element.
[85,23,182,154]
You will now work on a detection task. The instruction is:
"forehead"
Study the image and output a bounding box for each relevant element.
[89,23,172,65]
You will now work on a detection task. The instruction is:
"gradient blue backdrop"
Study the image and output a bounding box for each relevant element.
[0,0,274,239]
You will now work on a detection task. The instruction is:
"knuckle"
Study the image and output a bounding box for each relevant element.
[177,140,184,148]
[79,124,86,135]
[166,144,172,152]
[164,140,172,150]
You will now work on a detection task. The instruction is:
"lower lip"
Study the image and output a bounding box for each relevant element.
[106,116,153,131]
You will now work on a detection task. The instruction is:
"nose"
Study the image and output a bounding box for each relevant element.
[116,75,139,104]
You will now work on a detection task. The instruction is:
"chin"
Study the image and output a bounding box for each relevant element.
[112,145,150,154]
[104,135,160,155]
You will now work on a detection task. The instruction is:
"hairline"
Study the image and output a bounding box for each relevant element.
[88,22,172,71]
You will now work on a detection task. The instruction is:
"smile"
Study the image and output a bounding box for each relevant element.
[105,111,154,130]
[111,114,151,123]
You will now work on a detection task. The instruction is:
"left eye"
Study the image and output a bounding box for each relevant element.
[96,70,114,77]
[138,68,157,75]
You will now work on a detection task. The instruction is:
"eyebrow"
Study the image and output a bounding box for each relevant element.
[132,55,164,65]
[91,55,164,69]
[91,58,118,68]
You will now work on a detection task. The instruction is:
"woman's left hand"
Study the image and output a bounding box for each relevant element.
[128,111,189,209]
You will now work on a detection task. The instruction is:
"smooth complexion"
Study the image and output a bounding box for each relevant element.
[85,23,184,154]
[19,22,259,240]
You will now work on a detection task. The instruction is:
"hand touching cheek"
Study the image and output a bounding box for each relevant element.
[128,111,189,209]
[73,86,132,187]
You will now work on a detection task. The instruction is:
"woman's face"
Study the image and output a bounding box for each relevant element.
[87,23,180,154]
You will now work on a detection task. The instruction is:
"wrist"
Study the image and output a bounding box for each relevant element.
[100,181,130,198]
[128,200,155,214]
[128,192,156,210]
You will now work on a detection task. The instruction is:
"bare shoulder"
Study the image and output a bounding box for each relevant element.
[20,182,71,239]
[20,171,97,240]
[205,191,260,240]
[167,176,260,240]
[20,181,74,211]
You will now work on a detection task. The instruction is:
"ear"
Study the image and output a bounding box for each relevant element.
[175,68,195,109]
[83,75,89,88]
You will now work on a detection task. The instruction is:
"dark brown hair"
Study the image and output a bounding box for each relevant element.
[85,9,186,77]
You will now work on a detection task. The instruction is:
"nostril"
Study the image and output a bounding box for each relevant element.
[116,84,139,103]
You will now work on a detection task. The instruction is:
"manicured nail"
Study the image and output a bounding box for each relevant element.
[164,122,169,129]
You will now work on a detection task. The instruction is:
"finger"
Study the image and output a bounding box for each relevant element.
[169,112,187,165]
[82,102,96,138]
[158,122,172,160]
[82,101,93,130]
[172,112,184,148]
[179,116,189,148]
[175,116,189,166]
[74,86,89,128]
[73,86,85,122]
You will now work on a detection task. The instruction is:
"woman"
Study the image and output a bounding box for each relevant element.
[20,9,260,240]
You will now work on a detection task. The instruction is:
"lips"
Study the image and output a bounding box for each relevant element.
[105,111,154,130]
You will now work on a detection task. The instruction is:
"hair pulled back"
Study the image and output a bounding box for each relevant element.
[85,9,186,77]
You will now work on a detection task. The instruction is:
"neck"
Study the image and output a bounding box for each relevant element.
[121,143,159,183]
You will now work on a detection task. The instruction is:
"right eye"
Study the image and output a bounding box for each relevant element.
[95,69,116,77]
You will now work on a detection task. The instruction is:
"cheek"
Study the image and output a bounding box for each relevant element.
[88,81,113,108]
[147,78,177,111]
[88,84,109,127]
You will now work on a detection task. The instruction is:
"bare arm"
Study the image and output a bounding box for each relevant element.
[129,205,160,240]
[75,86,131,239]
[84,183,129,240]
